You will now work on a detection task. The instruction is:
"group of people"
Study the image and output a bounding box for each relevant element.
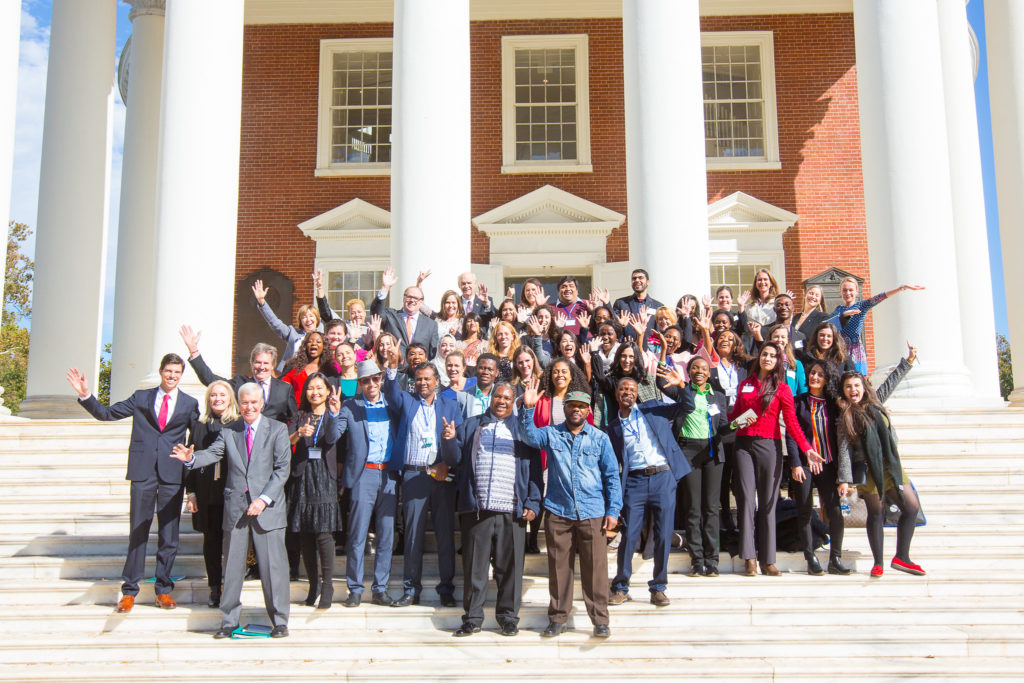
[65,264,926,639]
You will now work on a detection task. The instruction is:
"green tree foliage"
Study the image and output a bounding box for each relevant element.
[998,334,1013,401]
[97,343,111,406]
[2,221,34,414]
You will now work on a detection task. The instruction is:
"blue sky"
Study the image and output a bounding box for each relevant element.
[5,0,1010,344]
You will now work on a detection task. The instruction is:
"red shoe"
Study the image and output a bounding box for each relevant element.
[869,565,884,578]
[890,557,926,576]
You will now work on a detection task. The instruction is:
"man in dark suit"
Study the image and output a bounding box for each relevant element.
[612,269,664,342]
[383,362,462,607]
[172,382,292,638]
[372,267,440,358]
[605,374,693,607]
[67,354,199,613]
[456,271,495,319]
[327,360,399,607]
[179,327,297,424]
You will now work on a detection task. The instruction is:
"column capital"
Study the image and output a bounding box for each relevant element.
[127,0,165,22]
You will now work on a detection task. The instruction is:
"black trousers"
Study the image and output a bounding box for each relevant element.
[201,504,225,590]
[678,439,724,569]
[734,436,784,564]
[790,460,844,560]
[460,510,526,628]
[123,477,184,596]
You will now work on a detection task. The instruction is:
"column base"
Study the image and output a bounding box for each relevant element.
[18,395,91,419]
[1007,388,1024,407]
[868,362,975,401]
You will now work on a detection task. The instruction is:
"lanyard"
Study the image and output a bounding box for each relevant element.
[706,411,715,460]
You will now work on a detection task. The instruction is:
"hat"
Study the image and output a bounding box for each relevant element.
[356,360,383,380]
[564,391,591,406]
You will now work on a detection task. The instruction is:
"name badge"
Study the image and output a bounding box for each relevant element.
[794,340,804,349]
[308,447,323,460]
[741,385,755,394]
[708,405,720,416]
[787,370,796,379]
[421,436,434,450]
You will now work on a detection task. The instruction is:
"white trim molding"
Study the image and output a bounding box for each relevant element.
[500,34,592,174]
[299,198,392,260]
[707,191,796,289]
[702,31,781,171]
[315,37,394,177]
[474,184,623,267]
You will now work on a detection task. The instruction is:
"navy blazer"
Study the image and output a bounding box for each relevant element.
[79,389,199,484]
[382,378,462,470]
[188,353,297,424]
[605,389,695,488]
[785,392,840,471]
[444,412,543,518]
[330,396,400,489]
[370,296,441,358]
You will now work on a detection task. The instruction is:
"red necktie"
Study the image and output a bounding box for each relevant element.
[158,394,169,431]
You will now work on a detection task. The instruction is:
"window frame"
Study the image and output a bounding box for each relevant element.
[500,34,593,174]
[315,37,394,177]
[701,31,781,172]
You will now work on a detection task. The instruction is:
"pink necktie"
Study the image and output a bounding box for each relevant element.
[157,394,169,431]
[245,425,254,461]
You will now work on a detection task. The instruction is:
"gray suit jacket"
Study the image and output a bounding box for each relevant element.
[189,418,291,532]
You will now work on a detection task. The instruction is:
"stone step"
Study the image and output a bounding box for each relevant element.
[1,594,1021,636]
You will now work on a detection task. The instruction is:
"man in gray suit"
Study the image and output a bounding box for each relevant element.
[172,383,292,638]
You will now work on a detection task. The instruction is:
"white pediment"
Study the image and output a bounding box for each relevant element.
[298,198,390,240]
[707,191,798,234]
[473,184,625,237]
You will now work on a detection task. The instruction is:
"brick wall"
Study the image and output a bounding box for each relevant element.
[236,13,874,369]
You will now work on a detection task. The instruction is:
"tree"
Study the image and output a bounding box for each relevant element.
[1,221,34,414]
[998,334,1013,401]
[97,343,111,406]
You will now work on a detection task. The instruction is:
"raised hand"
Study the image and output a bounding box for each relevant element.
[589,338,603,353]
[906,340,918,365]
[526,315,544,337]
[639,304,652,322]
[554,310,569,329]
[594,287,610,305]
[522,376,540,409]
[615,309,631,329]
[66,368,90,399]
[328,385,342,414]
[656,363,684,388]
[536,290,550,306]
[517,305,532,324]
[629,313,647,337]
[477,282,489,303]
[506,285,515,300]
[901,284,925,292]
[381,267,398,290]
[416,268,432,287]
[170,443,195,463]
[313,269,325,297]
[577,311,591,331]
[785,289,795,300]
[747,321,762,341]
[737,291,751,311]
[367,314,382,339]
[702,294,712,311]
[179,324,201,355]
[251,279,269,306]
[579,342,592,366]
[441,416,456,440]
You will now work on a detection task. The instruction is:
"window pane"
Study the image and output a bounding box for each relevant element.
[329,50,392,166]
[702,40,766,160]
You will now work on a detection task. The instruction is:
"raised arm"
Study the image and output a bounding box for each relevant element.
[517,377,550,450]
[68,368,138,421]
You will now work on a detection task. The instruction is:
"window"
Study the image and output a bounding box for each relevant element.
[709,263,775,300]
[501,35,592,174]
[327,270,383,313]
[701,32,780,171]
[316,38,393,176]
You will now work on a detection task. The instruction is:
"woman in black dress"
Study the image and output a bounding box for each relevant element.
[288,372,343,608]
[184,380,242,607]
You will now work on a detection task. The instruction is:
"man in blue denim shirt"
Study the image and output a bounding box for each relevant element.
[519,379,622,639]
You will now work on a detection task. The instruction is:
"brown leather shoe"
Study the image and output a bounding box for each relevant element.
[607,590,631,606]
[116,595,134,613]
[650,590,670,607]
[760,563,781,577]
[154,593,177,609]
[743,559,757,576]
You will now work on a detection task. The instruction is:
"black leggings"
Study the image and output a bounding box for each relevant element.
[863,484,920,565]
[300,531,336,585]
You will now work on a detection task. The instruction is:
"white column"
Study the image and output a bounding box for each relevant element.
[852,0,972,400]
[986,0,1024,405]
[623,0,709,302]
[110,0,164,400]
[20,0,116,418]
[937,0,1002,401]
[0,0,21,416]
[145,0,243,394]
[390,0,471,307]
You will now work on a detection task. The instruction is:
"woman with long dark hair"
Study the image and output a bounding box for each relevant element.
[281,332,326,405]
[801,322,856,393]
[592,341,660,428]
[459,313,485,367]
[729,342,822,576]
[287,372,342,608]
[836,342,923,577]
[786,360,850,576]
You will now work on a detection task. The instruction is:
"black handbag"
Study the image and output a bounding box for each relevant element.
[851,459,867,486]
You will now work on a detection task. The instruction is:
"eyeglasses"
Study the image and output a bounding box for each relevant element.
[404,295,423,302]
[358,375,383,384]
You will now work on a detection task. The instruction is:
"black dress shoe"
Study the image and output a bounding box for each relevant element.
[270,625,289,638]
[807,556,825,576]
[207,590,221,608]
[343,593,362,608]
[828,557,853,575]
[499,621,519,637]
[453,623,481,637]
[244,565,259,581]
[213,626,236,639]
[541,622,566,638]
[303,586,320,607]
[393,594,417,607]
[525,542,541,554]
[439,594,457,608]
[593,624,611,638]
[371,592,396,607]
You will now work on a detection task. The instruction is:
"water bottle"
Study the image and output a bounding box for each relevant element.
[841,495,852,518]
